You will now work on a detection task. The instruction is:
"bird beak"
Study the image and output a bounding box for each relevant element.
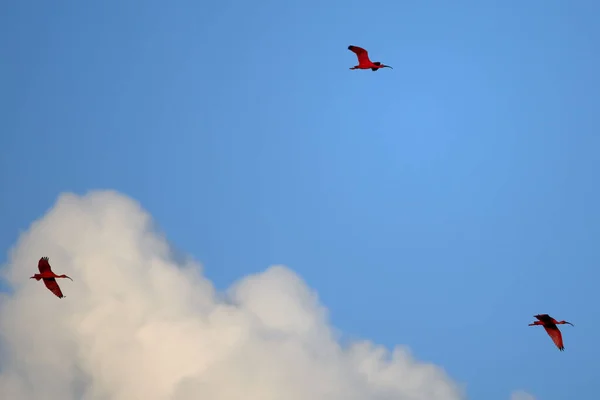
[66,275,73,281]
[565,321,574,326]
[383,65,393,69]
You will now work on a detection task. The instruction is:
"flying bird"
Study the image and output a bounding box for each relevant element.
[529,313,574,351]
[347,45,393,71]
[30,257,73,299]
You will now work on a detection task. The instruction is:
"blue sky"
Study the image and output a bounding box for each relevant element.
[2,0,599,399]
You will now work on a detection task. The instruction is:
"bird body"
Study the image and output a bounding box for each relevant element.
[30,257,72,298]
[347,45,392,71]
[529,314,573,351]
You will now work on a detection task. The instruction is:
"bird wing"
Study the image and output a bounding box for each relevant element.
[543,325,564,350]
[38,257,52,274]
[348,45,371,65]
[534,314,553,323]
[43,278,64,298]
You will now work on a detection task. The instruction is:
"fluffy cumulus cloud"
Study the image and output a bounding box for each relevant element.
[0,190,528,400]
[510,391,537,400]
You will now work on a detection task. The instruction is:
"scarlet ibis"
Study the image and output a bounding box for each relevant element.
[529,314,574,351]
[348,45,393,71]
[30,257,72,299]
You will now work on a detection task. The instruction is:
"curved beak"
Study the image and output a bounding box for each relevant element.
[65,275,73,281]
[565,321,574,326]
[383,65,393,69]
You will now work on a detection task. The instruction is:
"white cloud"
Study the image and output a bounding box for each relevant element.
[510,390,537,400]
[0,190,522,399]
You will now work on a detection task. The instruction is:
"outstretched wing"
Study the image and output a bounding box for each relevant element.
[534,314,553,323]
[38,257,52,274]
[348,45,371,65]
[43,278,64,298]
[543,325,565,350]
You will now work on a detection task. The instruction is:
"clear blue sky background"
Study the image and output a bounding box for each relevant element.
[2,1,599,399]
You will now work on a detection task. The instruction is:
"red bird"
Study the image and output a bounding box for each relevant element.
[30,257,73,298]
[529,314,574,351]
[348,45,393,71]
